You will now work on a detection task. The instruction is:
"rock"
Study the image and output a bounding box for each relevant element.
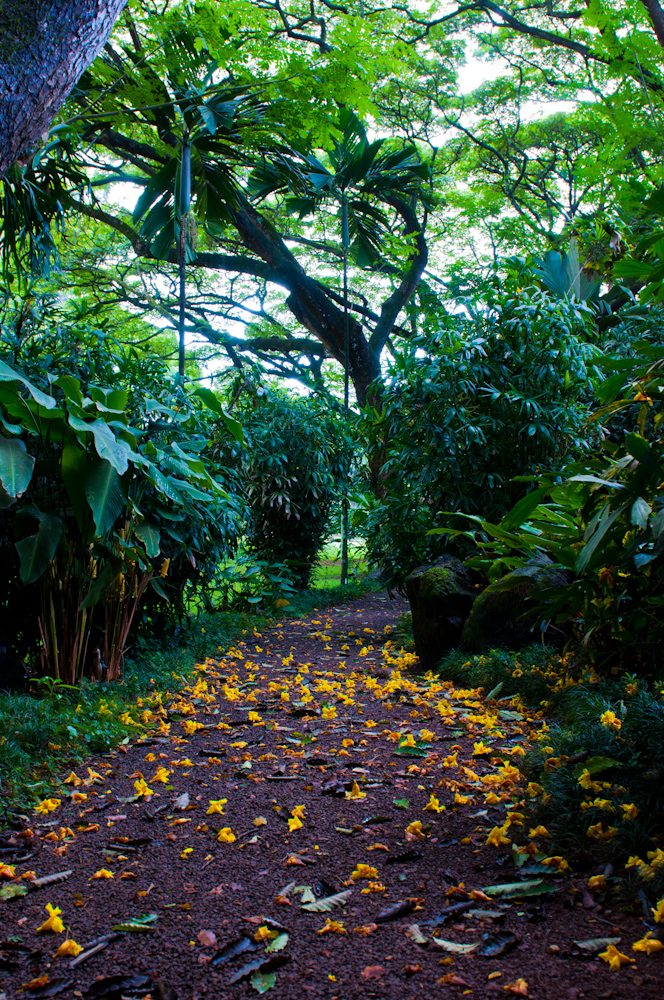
[460,554,569,653]
[405,556,483,671]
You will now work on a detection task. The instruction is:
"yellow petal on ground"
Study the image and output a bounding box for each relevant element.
[599,943,635,970]
[632,933,664,955]
[37,903,65,933]
[90,868,114,879]
[206,799,227,815]
[346,780,366,800]
[318,918,347,934]
[216,827,236,843]
[35,798,61,815]
[288,816,303,832]
[133,778,154,798]
[423,794,445,813]
[64,771,82,786]
[0,864,16,878]
[351,864,379,881]
[54,939,83,957]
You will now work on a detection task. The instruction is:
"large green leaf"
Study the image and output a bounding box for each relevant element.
[15,511,63,584]
[61,438,89,532]
[85,459,127,535]
[194,387,244,443]
[68,415,131,475]
[134,521,161,558]
[0,436,35,498]
[0,359,56,410]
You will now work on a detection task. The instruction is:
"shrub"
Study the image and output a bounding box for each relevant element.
[236,385,353,588]
[358,268,601,588]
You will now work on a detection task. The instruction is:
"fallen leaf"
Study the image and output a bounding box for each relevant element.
[301,889,353,912]
[360,965,386,980]
[503,979,529,996]
[197,930,217,948]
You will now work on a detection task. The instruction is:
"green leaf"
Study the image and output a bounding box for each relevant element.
[0,436,34,497]
[134,522,161,558]
[15,511,63,584]
[85,459,127,535]
[575,503,629,574]
[393,798,409,809]
[194,387,244,443]
[631,497,651,530]
[68,415,131,475]
[482,880,558,899]
[572,756,621,779]
[624,432,661,474]
[61,438,89,531]
[0,359,56,410]
[264,933,288,954]
[250,972,276,993]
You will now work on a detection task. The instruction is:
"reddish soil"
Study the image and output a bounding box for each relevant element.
[0,592,661,1000]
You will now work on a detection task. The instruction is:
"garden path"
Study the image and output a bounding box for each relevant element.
[0,592,661,1000]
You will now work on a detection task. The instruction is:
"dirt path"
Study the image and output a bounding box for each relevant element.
[0,592,661,1000]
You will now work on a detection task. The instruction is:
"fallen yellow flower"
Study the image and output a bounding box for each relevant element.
[90,868,114,879]
[64,771,82,786]
[54,938,83,957]
[346,780,366,800]
[528,826,550,839]
[288,815,303,832]
[133,778,154,798]
[318,918,347,934]
[206,799,227,815]
[652,898,664,923]
[405,820,426,838]
[351,864,379,881]
[216,827,236,843]
[35,798,61,815]
[486,825,511,848]
[37,903,65,933]
[632,932,664,955]
[151,767,171,783]
[599,943,635,970]
[0,864,16,878]
[423,794,445,813]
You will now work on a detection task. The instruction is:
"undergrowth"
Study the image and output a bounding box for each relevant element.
[436,645,664,902]
[0,580,378,823]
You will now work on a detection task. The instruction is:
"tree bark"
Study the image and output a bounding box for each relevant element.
[0,0,127,178]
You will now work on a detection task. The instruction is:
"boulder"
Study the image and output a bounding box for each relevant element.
[460,554,569,653]
[405,556,484,671]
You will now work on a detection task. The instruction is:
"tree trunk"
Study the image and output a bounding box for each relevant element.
[0,0,127,178]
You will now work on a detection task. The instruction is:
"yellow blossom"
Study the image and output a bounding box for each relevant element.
[620,803,638,820]
[442,752,458,767]
[35,798,61,815]
[346,780,366,800]
[423,794,445,813]
[54,939,83,957]
[37,903,65,933]
[472,741,493,756]
[321,706,337,719]
[288,815,303,832]
[64,771,82,786]
[318,919,347,934]
[133,778,154,798]
[599,943,635,970]
[526,782,543,797]
[90,868,114,879]
[528,826,550,839]
[360,881,387,893]
[183,720,204,735]
[600,710,621,730]
[454,793,471,805]
[216,827,236,843]
[0,864,16,878]
[405,820,426,838]
[652,899,664,922]
[586,823,617,841]
[206,799,227,815]
[151,767,171,783]
[486,824,511,847]
[351,864,379,881]
[588,874,607,891]
[254,925,278,942]
[632,933,664,955]
[542,857,570,871]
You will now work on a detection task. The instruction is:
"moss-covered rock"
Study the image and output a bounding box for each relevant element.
[405,556,483,671]
[460,555,569,653]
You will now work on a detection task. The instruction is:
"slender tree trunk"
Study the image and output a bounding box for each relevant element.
[0,0,128,178]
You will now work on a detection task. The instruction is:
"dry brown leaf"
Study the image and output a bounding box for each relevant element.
[197,929,217,948]
[360,966,386,980]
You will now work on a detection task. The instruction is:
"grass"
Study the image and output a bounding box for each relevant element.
[0,574,379,825]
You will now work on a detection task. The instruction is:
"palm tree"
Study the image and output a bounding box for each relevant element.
[249,110,430,582]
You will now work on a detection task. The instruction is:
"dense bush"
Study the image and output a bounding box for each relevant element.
[235,385,354,588]
[0,294,245,681]
[357,267,602,588]
[449,338,664,674]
